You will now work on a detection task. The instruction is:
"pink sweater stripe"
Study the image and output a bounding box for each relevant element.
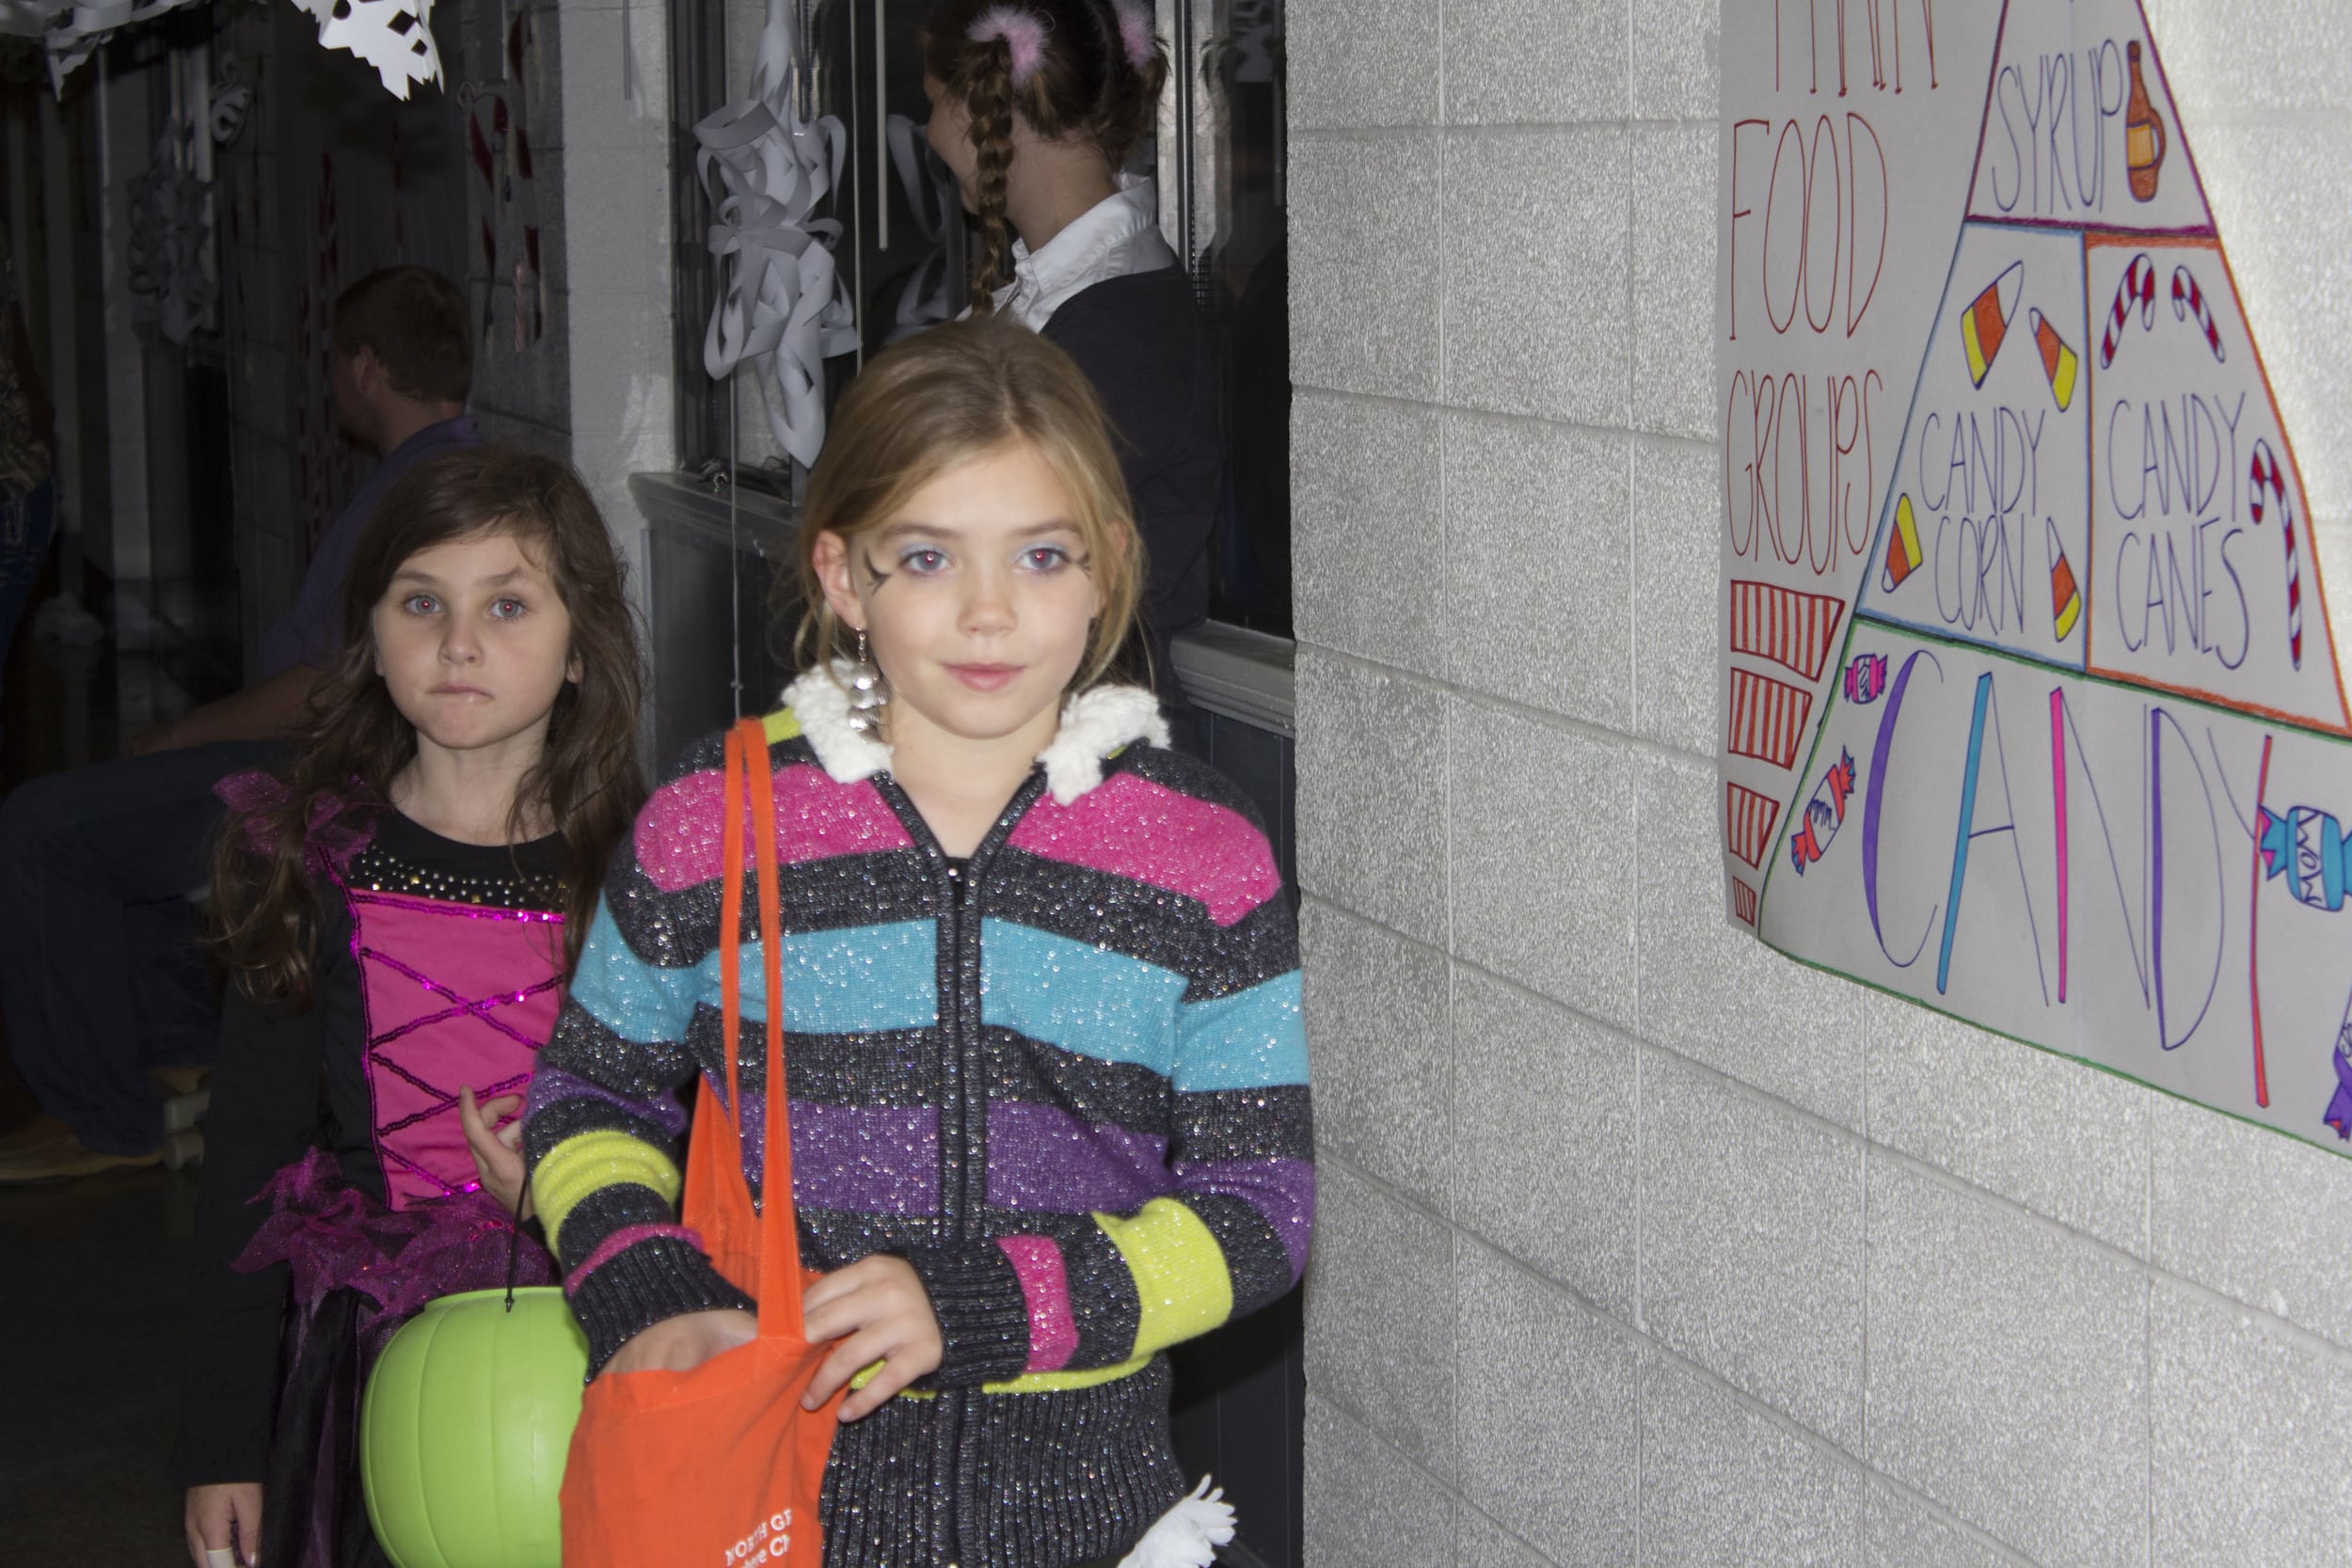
[635,764,912,893]
[1005,773,1281,927]
[565,1224,706,1296]
[997,1234,1079,1372]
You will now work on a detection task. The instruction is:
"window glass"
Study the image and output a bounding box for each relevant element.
[669,0,1291,637]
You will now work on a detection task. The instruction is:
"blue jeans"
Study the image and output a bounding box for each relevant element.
[0,739,286,1153]
[0,477,56,658]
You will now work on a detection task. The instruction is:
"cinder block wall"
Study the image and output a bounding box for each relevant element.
[1288,3,2352,1565]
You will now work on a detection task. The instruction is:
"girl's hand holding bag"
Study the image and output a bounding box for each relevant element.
[558,718,842,1567]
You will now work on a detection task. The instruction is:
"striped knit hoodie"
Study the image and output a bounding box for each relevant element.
[523,670,1312,1568]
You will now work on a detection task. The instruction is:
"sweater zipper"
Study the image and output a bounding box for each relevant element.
[884,768,1046,1568]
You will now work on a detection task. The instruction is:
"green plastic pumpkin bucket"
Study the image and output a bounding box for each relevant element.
[359,1286,590,1568]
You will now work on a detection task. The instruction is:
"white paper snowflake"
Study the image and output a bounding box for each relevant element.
[293,0,441,101]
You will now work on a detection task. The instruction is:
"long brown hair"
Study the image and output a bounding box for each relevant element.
[796,316,1142,689]
[212,447,647,1007]
[920,0,1168,309]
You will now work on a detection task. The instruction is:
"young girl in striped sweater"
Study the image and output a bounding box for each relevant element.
[524,318,1311,1568]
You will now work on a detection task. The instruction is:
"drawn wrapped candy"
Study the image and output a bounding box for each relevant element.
[1842,654,1886,705]
[2256,803,2352,912]
[2328,1006,2352,1141]
[1788,749,1857,877]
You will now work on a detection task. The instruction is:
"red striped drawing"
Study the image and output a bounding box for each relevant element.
[1729,579,1847,681]
[1727,668,1815,769]
[1730,878,1759,927]
[1724,782,1782,869]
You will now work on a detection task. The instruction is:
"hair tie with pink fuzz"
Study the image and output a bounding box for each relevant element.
[968,5,1049,86]
[1109,0,1154,70]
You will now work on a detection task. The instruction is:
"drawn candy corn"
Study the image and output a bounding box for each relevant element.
[1962,261,2024,388]
[2047,520,2081,640]
[1881,495,1924,592]
[2028,308,2078,411]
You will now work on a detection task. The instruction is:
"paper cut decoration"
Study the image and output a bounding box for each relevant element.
[15,0,208,95]
[128,123,215,344]
[210,54,252,146]
[290,0,443,100]
[1718,0,2352,1153]
[882,113,962,345]
[695,0,857,467]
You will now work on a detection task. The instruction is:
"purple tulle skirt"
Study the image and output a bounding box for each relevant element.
[232,1148,554,1568]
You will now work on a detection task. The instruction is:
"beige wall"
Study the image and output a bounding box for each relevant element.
[1289,2,2352,1564]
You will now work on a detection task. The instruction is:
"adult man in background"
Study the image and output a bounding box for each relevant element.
[0,266,478,1180]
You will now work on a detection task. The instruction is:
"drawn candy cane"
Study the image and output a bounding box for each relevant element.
[2249,438,2304,669]
[2099,252,2156,369]
[2170,265,2225,361]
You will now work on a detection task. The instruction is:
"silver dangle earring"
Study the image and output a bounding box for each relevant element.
[846,628,888,735]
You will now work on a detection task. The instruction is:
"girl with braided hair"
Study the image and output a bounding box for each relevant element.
[922,0,1218,752]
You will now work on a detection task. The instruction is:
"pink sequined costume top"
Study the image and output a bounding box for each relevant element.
[176,797,568,1511]
[341,869,564,1209]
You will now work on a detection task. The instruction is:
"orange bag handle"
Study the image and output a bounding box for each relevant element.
[719,717,810,1338]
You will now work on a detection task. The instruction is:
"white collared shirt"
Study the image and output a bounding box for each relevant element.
[986,177,1180,331]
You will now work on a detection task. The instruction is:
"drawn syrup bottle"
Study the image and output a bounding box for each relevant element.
[2125,40,2167,202]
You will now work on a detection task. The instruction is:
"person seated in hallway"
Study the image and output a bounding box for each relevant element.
[0,264,479,1182]
[923,0,1222,753]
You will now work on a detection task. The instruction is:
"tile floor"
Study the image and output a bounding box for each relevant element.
[1,589,212,1565]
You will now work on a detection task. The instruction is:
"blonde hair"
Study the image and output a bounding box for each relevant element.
[796,317,1143,689]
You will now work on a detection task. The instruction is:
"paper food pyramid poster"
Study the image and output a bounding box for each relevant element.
[1716,0,2352,1153]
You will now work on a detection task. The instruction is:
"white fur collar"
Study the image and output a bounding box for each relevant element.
[781,665,1168,804]
[783,665,895,784]
[1037,683,1171,803]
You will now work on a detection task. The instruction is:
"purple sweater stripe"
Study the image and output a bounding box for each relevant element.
[739,1097,942,1215]
[1173,1156,1315,1281]
[984,1101,1170,1214]
[528,1066,691,1137]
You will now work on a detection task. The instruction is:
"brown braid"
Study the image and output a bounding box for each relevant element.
[921,0,1170,310]
[965,39,1018,311]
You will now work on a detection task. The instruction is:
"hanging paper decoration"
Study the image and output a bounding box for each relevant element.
[295,150,352,552]
[882,112,959,346]
[210,51,251,146]
[18,0,207,96]
[288,0,441,101]
[127,120,216,344]
[694,0,856,468]
[460,10,545,359]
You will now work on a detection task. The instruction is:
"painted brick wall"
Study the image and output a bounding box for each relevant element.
[1288,2,2352,1565]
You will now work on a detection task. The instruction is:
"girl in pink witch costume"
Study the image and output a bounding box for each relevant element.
[174,448,647,1568]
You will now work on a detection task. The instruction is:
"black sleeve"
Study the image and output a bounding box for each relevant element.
[1041,273,1221,646]
[172,906,345,1487]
